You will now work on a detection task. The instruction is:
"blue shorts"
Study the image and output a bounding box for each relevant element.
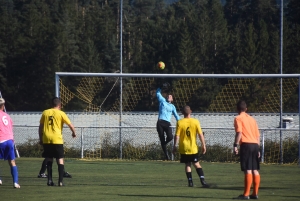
[0,140,16,160]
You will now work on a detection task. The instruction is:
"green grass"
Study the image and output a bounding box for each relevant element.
[0,158,300,201]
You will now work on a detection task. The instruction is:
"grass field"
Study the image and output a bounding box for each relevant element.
[0,158,299,201]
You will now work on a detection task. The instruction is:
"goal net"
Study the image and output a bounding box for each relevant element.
[57,73,300,164]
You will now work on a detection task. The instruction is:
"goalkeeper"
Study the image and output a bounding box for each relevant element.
[156,87,180,160]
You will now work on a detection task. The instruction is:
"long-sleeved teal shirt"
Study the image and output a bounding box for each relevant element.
[156,88,180,122]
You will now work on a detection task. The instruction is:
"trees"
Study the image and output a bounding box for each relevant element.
[0,0,299,111]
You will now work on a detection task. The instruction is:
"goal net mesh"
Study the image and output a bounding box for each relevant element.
[59,76,299,164]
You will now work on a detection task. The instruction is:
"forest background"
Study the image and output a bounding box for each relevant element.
[0,0,299,112]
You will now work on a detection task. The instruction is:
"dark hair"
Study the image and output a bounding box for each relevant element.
[182,105,192,115]
[237,100,247,112]
[52,97,61,107]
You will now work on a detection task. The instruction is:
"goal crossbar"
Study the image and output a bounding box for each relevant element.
[56,72,300,78]
[55,72,300,96]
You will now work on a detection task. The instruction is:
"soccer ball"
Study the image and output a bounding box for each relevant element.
[157,61,165,70]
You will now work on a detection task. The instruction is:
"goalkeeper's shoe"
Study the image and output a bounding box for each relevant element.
[38,173,47,178]
[63,172,72,178]
[58,182,65,187]
[0,180,2,185]
[47,181,56,186]
[13,183,21,188]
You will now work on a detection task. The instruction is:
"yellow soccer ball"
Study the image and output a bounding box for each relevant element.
[157,61,165,70]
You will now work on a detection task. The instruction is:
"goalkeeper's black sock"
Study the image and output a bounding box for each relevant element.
[196,168,207,185]
[186,172,193,187]
[58,164,64,183]
[161,144,169,160]
[46,161,53,183]
[39,158,47,174]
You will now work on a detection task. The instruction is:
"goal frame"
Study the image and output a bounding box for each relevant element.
[55,72,300,164]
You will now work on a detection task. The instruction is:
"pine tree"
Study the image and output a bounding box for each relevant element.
[286,0,300,73]
[175,20,197,73]
[12,0,62,110]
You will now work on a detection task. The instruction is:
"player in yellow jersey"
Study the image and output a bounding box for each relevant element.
[39,97,76,186]
[172,106,209,187]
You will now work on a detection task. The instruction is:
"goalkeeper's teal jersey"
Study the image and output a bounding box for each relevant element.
[156,88,180,122]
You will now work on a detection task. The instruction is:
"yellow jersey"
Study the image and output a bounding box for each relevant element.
[175,118,202,154]
[40,108,71,144]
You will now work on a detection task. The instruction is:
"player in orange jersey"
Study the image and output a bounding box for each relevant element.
[233,100,260,200]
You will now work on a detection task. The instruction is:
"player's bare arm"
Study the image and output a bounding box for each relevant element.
[233,132,242,155]
[68,124,76,138]
[257,136,261,158]
[198,133,206,154]
[172,135,179,154]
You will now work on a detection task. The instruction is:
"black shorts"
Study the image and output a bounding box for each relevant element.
[156,119,173,144]
[42,144,64,159]
[240,143,260,171]
[180,153,199,163]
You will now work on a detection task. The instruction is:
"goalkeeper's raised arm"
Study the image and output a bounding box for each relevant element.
[156,88,180,121]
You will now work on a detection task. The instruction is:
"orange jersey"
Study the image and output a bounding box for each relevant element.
[234,112,260,144]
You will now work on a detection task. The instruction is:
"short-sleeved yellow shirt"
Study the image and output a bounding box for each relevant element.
[175,118,202,154]
[40,108,71,144]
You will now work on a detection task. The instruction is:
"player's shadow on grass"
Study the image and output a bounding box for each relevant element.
[209,186,289,191]
[283,195,300,199]
[118,194,221,199]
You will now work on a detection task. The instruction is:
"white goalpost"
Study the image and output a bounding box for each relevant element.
[55,72,300,163]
